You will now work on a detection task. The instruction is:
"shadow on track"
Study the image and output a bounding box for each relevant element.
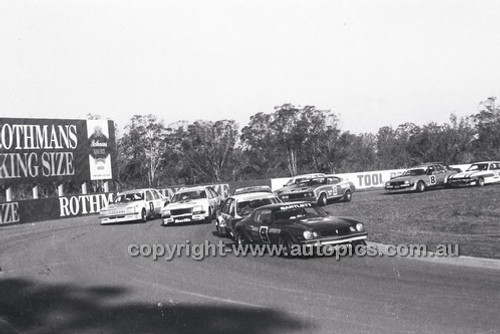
[0,278,314,334]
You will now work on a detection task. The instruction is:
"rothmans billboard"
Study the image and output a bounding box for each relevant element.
[0,118,117,186]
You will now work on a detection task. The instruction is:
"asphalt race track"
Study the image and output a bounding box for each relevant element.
[1,205,499,333]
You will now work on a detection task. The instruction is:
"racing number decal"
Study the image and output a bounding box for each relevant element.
[429,175,437,185]
[259,226,270,243]
[149,202,154,213]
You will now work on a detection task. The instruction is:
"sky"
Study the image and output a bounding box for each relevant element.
[1,0,500,135]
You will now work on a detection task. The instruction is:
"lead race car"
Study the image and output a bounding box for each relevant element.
[385,162,458,192]
[277,175,355,205]
[447,161,500,187]
[100,188,166,224]
[234,202,367,257]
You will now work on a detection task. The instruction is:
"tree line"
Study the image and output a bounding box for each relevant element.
[116,97,500,188]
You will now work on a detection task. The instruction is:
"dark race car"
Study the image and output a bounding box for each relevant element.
[216,191,282,239]
[234,202,367,257]
[385,162,458,192]
[278,175,355,205]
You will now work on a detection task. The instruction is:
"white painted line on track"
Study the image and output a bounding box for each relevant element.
[131,277,267,309]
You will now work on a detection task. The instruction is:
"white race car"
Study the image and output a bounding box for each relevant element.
[161,186,222,225]
[100,188,166,224]
[447,161,500,187]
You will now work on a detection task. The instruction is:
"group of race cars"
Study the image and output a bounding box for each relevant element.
[99,160,500,256]
[384,161,500,192]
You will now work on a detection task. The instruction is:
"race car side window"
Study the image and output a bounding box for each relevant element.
[152,190,160,200]
[488,163,499,170]
[222,199,231,214]
[254,209,272,224]
[434,165,445,173]
[229,200,236,216]
[145,191,153,201]
[260,210,273,225]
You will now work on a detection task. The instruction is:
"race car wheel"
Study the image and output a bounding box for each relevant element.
[318,193,328,206]
[236,231,248,246]
[141,208,147,222]
[477,177,485,187]
[416,181,426,192]
[343,189,352,202]
[279,236,294,258]
[205,208,213,224]
[216,221,225,237]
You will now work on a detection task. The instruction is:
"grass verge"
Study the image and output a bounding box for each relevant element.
[329,185,500,259]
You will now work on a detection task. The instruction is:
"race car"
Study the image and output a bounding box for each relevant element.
[447,161,500,187]
[385,162,458,192]
[100,188,166,224]
[274,173,326,196]
[216,191,282,238]
[234,202,367,257]
[161,186,222,225]
[277,175,355,205]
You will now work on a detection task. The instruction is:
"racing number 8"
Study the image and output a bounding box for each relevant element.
[259,226,270,243]
[149,202,154,213]
[429,175,436,185]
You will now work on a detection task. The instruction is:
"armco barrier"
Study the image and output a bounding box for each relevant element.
[0,192,116,225]
[0,184,230,225]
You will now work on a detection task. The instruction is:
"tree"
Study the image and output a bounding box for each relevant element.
[470,96,500,160]
[173,120,239,183]
[119,114,167,187]
[240,104,340,177]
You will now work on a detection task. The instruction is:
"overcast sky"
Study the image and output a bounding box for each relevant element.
[1,0,499,134]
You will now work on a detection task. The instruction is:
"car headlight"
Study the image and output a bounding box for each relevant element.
[127,207,136,214]
[404,180,410,184]
[356,223,364,232]
[385,182,390,186]
[193,205,204,214]
[303,231,319,239]
[162,209,171,217]
[282,195,289,199]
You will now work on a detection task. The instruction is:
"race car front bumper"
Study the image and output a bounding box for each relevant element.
[448,179,477,187]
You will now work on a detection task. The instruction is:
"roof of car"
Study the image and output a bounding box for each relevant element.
[230,192,278,201]
[290,173,325,178]
[252,201,313,211]
[234,185,272,194]
[176,186,208,193]
[412,163,440,168]
[119,188,152,194]
[471,161,500,164]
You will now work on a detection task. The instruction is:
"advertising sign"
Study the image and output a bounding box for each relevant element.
[0,118,116,186]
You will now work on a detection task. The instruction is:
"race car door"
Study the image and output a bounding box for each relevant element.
[250,208,273,244]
